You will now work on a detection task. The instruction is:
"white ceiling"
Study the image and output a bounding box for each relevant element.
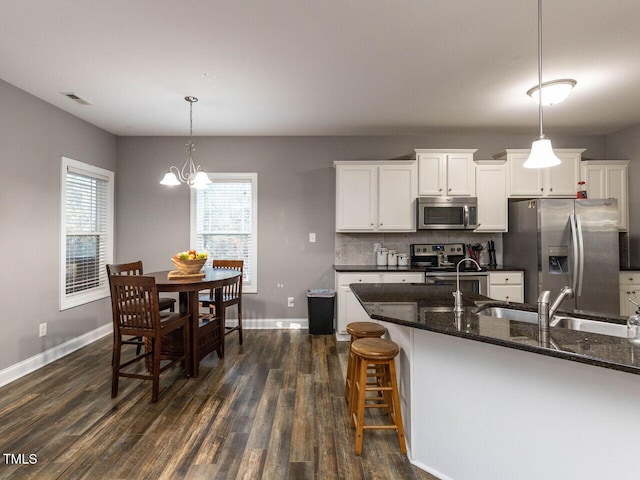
[1,0,639,137]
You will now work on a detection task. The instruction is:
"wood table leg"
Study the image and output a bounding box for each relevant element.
[215,286,225,358]
[189,290,201,377]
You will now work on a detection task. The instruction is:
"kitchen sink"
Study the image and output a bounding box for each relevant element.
[475,305,627,338]
[552,316,627,338]
[475,306,538,324]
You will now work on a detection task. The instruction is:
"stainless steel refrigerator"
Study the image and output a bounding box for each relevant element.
[503,198,619,316]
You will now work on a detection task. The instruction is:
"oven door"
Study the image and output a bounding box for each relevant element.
[425,272,488,296]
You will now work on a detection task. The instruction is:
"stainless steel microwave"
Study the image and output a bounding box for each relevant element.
[416,197,479,230]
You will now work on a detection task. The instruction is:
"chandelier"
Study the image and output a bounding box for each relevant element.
[523,0,561,169]
[160,96,211,188]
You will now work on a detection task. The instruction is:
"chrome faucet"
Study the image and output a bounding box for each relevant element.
[538,286,574,341]
[453,258,482,314]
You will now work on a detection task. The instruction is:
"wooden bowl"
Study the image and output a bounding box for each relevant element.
[171,257,207,275]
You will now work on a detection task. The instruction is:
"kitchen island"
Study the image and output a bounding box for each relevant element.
[350,282,640,480]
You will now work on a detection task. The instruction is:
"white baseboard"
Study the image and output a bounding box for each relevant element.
[240,318,309,330]
[0,323,113,388]
[0,318,313,388]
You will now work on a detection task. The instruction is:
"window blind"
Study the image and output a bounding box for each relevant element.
[64,170,109,295]
[194,176,256,290]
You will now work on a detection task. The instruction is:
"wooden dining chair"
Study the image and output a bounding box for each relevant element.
[108,274,190,403]
[199,259,244,345]
[107,261,176,354]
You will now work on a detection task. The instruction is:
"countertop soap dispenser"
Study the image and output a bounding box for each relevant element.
[627,299,640,346]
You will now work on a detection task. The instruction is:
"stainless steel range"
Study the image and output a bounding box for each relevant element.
[410,243,488,295]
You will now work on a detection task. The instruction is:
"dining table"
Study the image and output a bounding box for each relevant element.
[147,267,242,378]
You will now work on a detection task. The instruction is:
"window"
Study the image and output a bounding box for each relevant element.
[191,173,258,293]
[60,157,114,310]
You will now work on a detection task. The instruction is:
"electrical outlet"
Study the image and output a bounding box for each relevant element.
[309,232,316,243]
[39,323,47,337]
[287,297,295,307]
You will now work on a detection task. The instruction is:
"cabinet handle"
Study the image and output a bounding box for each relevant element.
[439,188,443,192]
[505,278,509,282]
[380,223,383,226]
[448,188,452,191]
[370,223,374,226]
[549,188,553,192]
[540,188,544,192]
[505,296,510,299]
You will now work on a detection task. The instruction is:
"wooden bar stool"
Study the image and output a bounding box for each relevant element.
[344,322,386,405]
[349,337,406,455]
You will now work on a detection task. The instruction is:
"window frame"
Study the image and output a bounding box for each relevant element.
[59,156,114,310]
[190,172,258,293]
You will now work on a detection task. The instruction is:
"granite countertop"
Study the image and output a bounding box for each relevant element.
[349,283,640,375]
[334,264,525,273]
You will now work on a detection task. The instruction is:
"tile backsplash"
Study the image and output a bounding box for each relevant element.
[335,232,502,266]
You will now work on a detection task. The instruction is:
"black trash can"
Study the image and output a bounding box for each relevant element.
[307,289,336,334]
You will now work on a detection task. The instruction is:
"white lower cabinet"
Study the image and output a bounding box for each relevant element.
[487,271,524,303]
[619,272,640,317]
[335,272,424,340]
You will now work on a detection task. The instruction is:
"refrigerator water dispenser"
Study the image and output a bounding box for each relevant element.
[548,246,568,274]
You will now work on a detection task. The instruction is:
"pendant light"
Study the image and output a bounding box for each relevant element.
[527,78,576,106]
[160,96,211,188]
[523,0,561,169]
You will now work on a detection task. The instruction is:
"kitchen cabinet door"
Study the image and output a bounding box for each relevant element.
[446,153,476,196]
[507,152,544,196]
[415,149,477,197]
[488,272,524,303]
[338,286,375,335]
[416,153,445,196]
[582,161,629,231]
[335,273,381,338]
[335,164,376,231]
[474,160,507,232]
[619,272,640,317]
[378,163,417,231]
[500,149,583,197]
[546,151,580,196]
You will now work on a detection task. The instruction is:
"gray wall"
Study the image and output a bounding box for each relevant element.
[0,80,117,370]
[3,73,631,373]
[605,125,640,265]
[116,133,606,320]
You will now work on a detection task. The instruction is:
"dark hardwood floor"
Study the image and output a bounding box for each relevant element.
[0,329,438,480]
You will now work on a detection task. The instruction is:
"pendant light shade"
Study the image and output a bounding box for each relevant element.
[160,172,181,186]
[523,137,561,168]
[527,79,576,106]
[524,0,562,169]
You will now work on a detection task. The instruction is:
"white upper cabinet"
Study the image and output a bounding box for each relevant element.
[334,160,417,232]
[495,148,584,197]
[581,160,629,231]
[415,149,477,196]
[474,160,508,232]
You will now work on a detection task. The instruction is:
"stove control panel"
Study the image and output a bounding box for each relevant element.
[411,243,465,257]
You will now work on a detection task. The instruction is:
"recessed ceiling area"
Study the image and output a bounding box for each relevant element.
[1,0,639,137]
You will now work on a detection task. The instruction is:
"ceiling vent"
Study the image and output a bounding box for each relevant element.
[61,92,92,105]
